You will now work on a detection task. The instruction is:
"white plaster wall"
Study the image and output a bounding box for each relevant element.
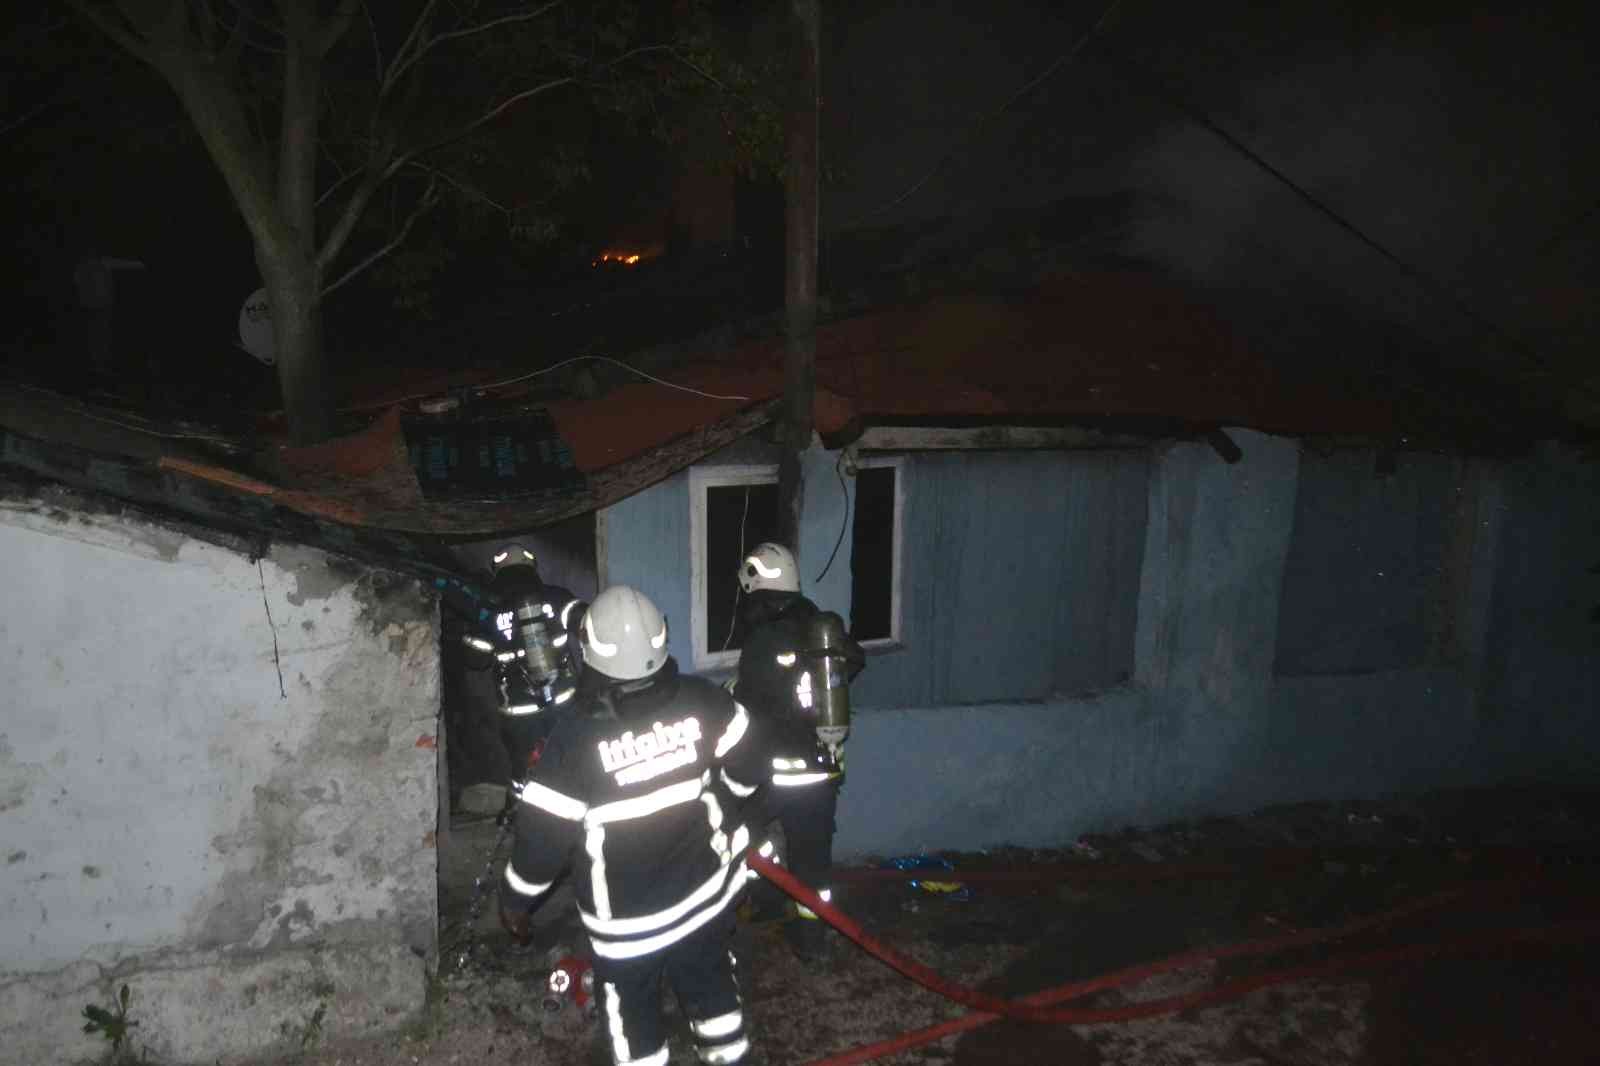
[0,496,440,1065]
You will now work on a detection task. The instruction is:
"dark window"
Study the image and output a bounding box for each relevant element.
[850,465,897,641]
[704,481,780,654]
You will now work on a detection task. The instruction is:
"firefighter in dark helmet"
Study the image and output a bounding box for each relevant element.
[499,585,773,1066]
[731,541,864,963]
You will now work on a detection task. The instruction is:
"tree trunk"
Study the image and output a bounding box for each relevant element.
[269,4,338,447]
[778,0,820,554]
[260,251,336,447]
[155,28,340,446]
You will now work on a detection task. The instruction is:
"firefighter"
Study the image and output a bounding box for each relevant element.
[732,542,864,962]
[482,544,586,771]
[499,585,771,1066]
[437,545,588,813]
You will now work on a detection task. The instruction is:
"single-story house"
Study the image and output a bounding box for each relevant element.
[2,270,1595,1063]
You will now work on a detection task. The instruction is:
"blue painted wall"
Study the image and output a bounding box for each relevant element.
[833,669,1484,858]
[602,468,694,657]
[1481,445,1600,779]
[851,450,1149,709]
[1275,450,1455,676]
[602,430,1600,860]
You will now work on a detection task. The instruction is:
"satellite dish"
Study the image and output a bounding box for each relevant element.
[238,287,276,366]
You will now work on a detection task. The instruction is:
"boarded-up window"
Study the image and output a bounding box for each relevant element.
[849,450,1149,708]
[1274,450,1453,676]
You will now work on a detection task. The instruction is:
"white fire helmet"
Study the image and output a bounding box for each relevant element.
[738,542,799,595]
[582,585,669,681]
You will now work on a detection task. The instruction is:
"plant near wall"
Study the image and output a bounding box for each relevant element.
[81,983,159,1064]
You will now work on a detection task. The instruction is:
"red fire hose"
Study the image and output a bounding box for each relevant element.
[746,854,1599,1066]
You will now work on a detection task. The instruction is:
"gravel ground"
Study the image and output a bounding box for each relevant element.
[222,786,1600,1066]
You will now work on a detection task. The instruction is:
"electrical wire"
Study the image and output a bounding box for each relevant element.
[6,382,242,445]
[485,355,753,401]
[719,484,752,652]
[1099,52,1562,379]
[345,353,752,415]
[813,448,851,584]
[838,0,1129,231]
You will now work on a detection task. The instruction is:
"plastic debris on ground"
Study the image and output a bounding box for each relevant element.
[883,855,971,901]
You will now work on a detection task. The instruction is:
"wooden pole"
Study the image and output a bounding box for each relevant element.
[778,0,819,556]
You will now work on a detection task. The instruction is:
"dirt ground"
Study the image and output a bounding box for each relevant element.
[239,785,1600,1066]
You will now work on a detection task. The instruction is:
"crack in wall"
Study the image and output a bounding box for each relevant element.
[258,559,287,699]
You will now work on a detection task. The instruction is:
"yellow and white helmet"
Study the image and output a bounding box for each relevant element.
[582,585,669,681]
[738,541,799,595]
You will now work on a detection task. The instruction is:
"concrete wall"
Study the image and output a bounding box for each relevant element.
[600,430,1600,861]
[1481,443,1600,778]
[0,490,440,1065]
[1274,449,1456,676]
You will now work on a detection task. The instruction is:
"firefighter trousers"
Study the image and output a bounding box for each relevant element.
[750,779,838,915]
[591,907,749,1065]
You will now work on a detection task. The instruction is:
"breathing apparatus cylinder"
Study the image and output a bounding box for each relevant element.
[498,593,577,717]
[803,611,853,755]
[514,600,564,685]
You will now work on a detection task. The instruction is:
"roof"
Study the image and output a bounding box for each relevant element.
[545,270,1540,472]
[0,270,1564,555]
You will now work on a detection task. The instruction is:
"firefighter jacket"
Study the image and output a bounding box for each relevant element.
[502,658,771,961]
[734,592,864,789]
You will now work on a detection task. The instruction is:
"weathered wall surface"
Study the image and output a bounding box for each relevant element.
[601,430,1600,861]
[0,491,440,1065]
[1481,444,1600,777]
[832,669,1483,859]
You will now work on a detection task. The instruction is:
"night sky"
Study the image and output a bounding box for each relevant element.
[4,2,1596,429]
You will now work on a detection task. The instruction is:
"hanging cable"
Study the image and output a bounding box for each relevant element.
[719,484,752,652]
[837,0,1129,231]
[340,353,753,415]
[813,448,851,584]
[1097,51,1562,380]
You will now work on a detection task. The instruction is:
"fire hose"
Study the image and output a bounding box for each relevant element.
[746,853,1600,1066]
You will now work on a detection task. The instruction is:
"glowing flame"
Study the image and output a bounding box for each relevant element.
[592,249,651,267]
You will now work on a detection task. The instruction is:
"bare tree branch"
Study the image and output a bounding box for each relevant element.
[63,0,156,67]
[196,0,220,49]
[385,0,564,89]
[381,0,439,97]
[361,0,384,85]
[660,47,727,91]
[316,166,387,274]
[393,74,575,167]
[221,0,284,39]
[315,0,362,56]
[315,45,427,274]
[187,0,281,56]
[406,159,509,217]
[316,156,357,207]
[320,177,439,296]
[1,95,64,139]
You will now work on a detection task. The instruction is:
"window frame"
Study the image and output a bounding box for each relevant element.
[849,454,906,652]
[689,463,779,672]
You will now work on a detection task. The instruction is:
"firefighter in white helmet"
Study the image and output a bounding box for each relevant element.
[499,585,773,1066]
[731,542,864,964]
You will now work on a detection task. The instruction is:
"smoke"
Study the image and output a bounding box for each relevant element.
[1116,21,1597,383]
